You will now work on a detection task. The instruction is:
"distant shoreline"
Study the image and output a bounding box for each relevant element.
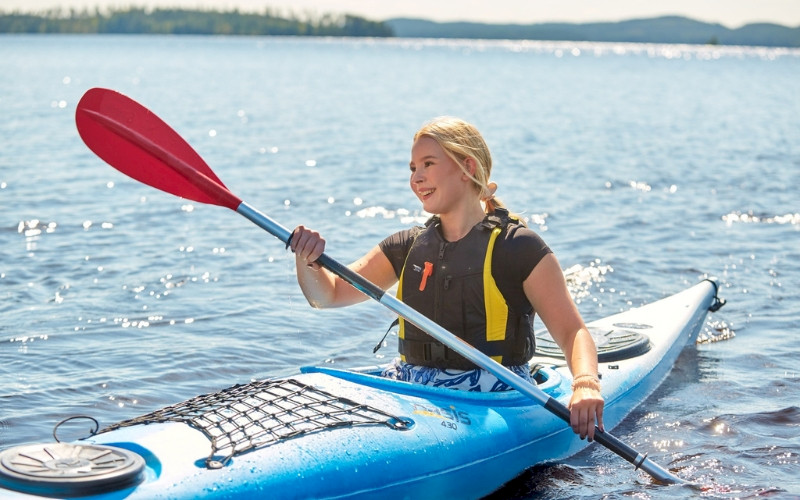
[1,8,798,47]
[385,16,800,48]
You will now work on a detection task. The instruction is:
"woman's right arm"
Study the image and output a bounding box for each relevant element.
[290,225,398,308]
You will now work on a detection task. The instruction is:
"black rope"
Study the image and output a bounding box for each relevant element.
[373,318,399,353]
[53,415,99,443]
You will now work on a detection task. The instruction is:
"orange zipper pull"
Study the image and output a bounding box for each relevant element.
[419,261,433,291]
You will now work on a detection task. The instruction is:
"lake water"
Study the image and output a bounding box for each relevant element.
[1,35,798,498]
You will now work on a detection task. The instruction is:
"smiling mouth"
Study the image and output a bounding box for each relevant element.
[419,188,435,198]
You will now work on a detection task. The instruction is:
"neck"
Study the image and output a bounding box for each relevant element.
[438,204,487,242]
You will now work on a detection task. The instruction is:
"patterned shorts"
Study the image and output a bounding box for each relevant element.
[380,358,532,392]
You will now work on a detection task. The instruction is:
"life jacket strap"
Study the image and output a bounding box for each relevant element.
[398,338,480,370]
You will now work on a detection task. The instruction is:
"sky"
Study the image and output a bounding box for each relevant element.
[4,0,800,28]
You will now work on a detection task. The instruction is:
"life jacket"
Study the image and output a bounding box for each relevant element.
[397,209,535,369]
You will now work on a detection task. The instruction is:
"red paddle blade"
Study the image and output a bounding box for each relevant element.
[76,88,241,210]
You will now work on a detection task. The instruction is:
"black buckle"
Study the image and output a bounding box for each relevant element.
[423,342,448,362]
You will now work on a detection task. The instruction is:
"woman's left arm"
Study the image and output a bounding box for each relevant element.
[523,253,605,441]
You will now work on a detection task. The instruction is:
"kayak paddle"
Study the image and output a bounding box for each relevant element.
[75,87,690,485]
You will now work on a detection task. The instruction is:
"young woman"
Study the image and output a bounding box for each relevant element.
[290,117,604,440]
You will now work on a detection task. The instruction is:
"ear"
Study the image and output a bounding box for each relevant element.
[463,157,477,177]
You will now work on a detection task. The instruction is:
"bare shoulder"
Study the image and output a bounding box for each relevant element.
[523,253,576,318]
[523,253,564,293]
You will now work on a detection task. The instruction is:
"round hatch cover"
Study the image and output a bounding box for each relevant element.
[535,326,651,362]
[0,442,145,497]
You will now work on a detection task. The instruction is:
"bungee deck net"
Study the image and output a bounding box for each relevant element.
[100,378,412,469]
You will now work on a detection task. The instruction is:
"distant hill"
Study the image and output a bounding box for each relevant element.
[385,15,800,47]
[2,9,797,47]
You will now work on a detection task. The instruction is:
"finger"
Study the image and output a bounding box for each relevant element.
[308,239,325,265]
[289,226,306,252]
[569,405,579,434]
[570,407,587,439]
[586,412,596,442]
[299,236,318,263]
[579,408,589,440]
[292,229,309,257]
[294,229,321,262]
[596,401,605,433]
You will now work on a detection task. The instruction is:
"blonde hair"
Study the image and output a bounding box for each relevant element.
[413,116,504,213]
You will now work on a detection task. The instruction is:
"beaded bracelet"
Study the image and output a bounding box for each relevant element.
[571,374,601,392]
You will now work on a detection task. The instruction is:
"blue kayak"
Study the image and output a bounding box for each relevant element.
[0,279,722,499]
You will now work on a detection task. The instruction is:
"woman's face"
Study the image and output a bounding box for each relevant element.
[409,136,473,215]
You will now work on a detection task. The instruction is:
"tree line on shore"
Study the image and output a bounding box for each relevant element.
[0,7,393,36]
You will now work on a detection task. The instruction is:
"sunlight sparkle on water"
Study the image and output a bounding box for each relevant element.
[652,438,685,451]
[392,38,799,62]
[356,206,395,219]
[722,211,800,226]
[629,180,652,192]
[563,260,613,303]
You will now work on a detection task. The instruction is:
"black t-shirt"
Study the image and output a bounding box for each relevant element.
[379,221,552,314]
